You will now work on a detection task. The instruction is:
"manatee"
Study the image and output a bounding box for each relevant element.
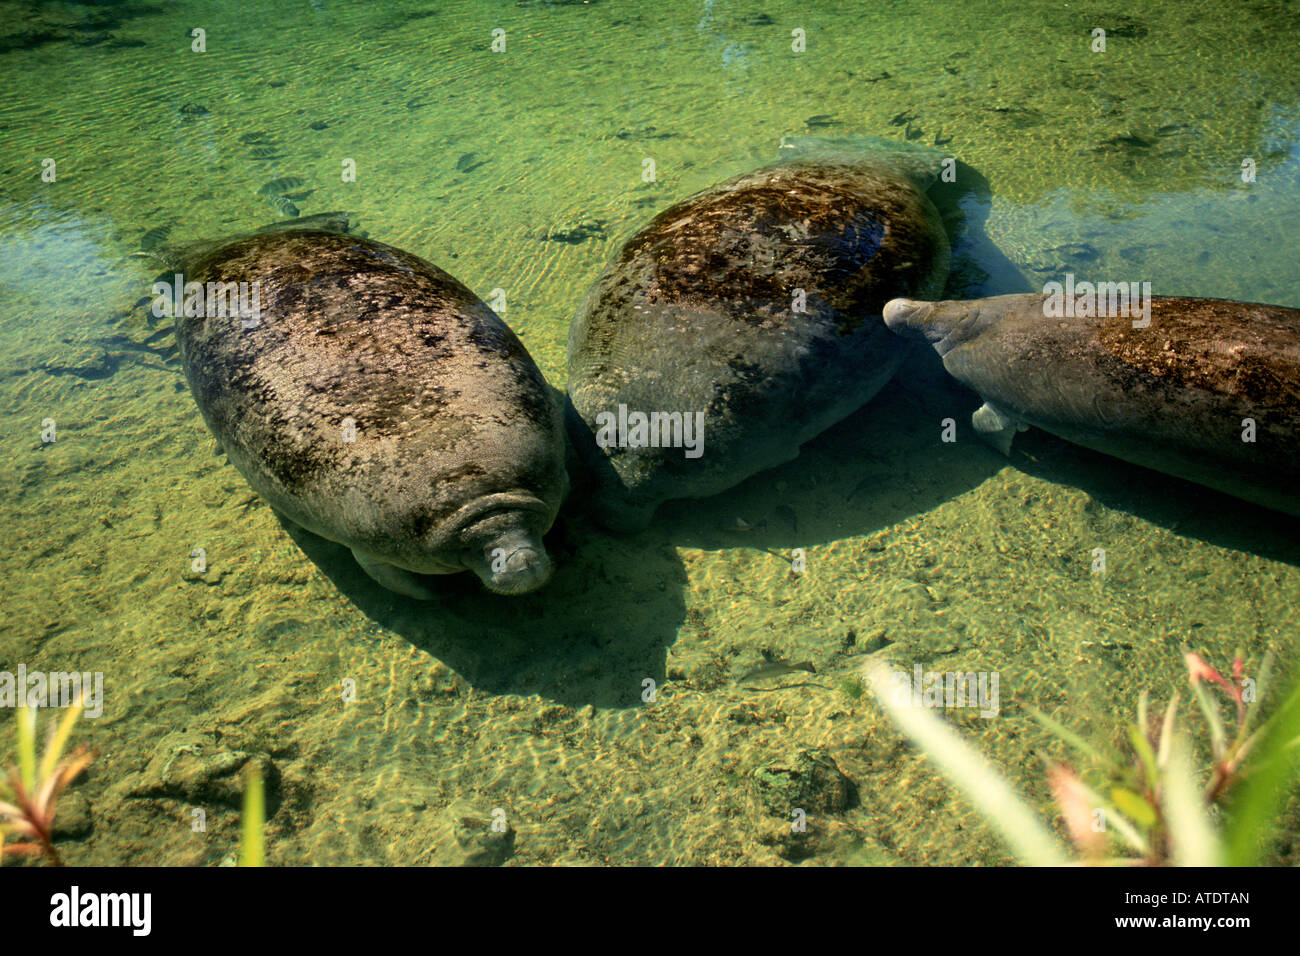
[883,293,1300,517]
[162,218,567,596]
[565,137,952,531]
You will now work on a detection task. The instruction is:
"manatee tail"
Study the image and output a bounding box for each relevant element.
[776,134,948,186]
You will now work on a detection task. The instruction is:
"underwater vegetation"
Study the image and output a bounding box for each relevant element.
[239,762,265,868]
[0,697,93,866]
[865,650,1300,866]
[0,698,267,867]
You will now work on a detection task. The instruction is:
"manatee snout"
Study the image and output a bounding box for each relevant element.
[885,297,987,357]
[883,298,938,336]
[456,503,558,595]
[477,530,554,595]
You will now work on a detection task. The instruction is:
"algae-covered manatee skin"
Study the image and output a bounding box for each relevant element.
[567,150,951,531]
[173,228,567,596]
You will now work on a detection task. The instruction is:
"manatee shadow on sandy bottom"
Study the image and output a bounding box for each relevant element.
[633,348,1003,552]
[1006,430,1300,567]
[277,514,688,708]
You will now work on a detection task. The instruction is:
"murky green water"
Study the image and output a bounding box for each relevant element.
[1,0,1297,865]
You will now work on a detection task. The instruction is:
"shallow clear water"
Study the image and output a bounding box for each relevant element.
[0,0,1297,865]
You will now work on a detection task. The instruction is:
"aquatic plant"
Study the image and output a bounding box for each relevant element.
[0,697,93,866]
[864,649,1300,866]
[239,761,265,867]
[838,675,865,702]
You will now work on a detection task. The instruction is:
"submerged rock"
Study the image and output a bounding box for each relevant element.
[126,731,279,810]
[425,799,516,866]
[751,748,857,816]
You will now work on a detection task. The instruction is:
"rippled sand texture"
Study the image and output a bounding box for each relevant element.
[0,0,1298,864]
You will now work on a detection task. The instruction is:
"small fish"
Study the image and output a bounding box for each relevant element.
[265,194,300,218]
[737,659,817,683]
[258,176,305,197]
[254,211,356,234]
[541,220,607,243]
[804,114,840,129]
[455,152,487,173]
[139,225,172,251]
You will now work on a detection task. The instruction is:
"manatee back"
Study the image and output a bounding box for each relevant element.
[172,230,566,563]
[934,294,1300,516]
[566,154,950,528]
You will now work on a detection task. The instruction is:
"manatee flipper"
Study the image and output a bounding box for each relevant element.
[351,549,438,600]
[971,401,1026,456]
